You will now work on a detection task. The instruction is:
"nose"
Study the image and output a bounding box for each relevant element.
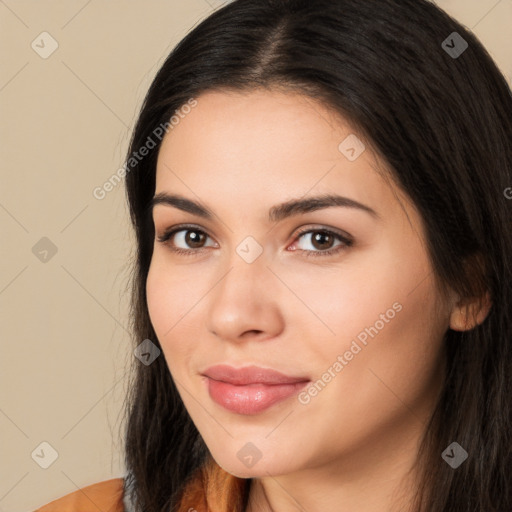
[205,254,285,343]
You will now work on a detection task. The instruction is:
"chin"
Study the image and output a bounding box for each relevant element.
[213,453,293,479]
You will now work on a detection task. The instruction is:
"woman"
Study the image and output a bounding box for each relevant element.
[35,0,512,511]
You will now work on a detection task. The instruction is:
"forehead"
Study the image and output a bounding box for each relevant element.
[154,89,414,226]
[157,88,356,174]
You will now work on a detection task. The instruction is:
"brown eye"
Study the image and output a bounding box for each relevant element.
[291,227,353,258]
[156,226,216,256]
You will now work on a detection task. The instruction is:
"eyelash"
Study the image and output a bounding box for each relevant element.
[156,224,353,259]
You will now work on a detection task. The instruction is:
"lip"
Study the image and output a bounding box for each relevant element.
[202,364,309,385]
[202,364,310,415]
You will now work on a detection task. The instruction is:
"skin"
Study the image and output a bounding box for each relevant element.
[146,89,490,511]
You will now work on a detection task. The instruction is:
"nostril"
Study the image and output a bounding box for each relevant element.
[241,330,263,337]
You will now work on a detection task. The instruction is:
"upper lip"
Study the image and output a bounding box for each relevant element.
[202,364,310,385]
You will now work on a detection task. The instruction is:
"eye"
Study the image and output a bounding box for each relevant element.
[290,227,353,258]
[156,224,353,258]
[156,224,216,256]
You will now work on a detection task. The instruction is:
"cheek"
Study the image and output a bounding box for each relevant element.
[146,260,171,335]
[146,259,194,365]
[302,235,446,392]
[307,247,446,426]
[287,239,416,357]
[146,254,199,327]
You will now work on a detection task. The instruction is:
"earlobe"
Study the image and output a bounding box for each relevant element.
[449,290,492,332]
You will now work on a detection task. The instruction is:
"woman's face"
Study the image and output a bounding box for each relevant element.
[147,89,455,479]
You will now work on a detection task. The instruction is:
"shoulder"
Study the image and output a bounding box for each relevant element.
[33,477,125,512]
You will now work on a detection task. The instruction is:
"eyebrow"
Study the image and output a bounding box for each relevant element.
[150,192,380,222]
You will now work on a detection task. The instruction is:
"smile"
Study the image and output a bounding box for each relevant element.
[201,364,311,415]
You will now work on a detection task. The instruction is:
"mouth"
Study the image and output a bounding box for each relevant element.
[201,364,310,415]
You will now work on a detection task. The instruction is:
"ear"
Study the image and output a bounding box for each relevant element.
[449,290,492,332]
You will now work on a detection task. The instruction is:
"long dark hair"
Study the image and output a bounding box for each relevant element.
[121,0,512,510]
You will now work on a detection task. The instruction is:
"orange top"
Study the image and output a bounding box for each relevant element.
[33,458,249,512]
[175,455,249,512]
[33,477,125,511]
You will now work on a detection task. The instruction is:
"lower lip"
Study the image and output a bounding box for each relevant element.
[204,377,309,415]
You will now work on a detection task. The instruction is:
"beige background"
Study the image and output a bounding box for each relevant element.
[0,1,510,510]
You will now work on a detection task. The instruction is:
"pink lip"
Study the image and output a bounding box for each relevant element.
[202,364,310,415]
